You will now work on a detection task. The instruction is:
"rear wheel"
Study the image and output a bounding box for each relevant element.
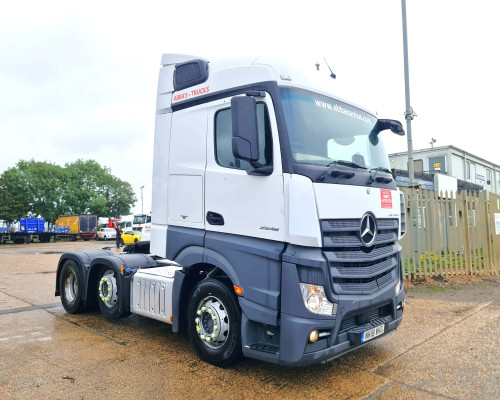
[60,260,85,314]
[97,267,124,320]
[187,279,241,367]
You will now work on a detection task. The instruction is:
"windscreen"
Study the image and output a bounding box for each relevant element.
[280,87,391,170]
[133,215,146,224]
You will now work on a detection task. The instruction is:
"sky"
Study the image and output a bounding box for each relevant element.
[1,0,499,214]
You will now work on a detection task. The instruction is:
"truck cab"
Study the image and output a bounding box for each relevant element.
[150,55,406,365]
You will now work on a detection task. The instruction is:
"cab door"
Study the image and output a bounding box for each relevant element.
[204,94,285,242]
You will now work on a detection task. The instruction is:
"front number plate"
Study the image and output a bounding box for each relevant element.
[361,324,385,343]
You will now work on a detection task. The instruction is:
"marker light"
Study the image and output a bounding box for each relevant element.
[234,285,244,295]
[396,276,402,295]
[300,283,336,315]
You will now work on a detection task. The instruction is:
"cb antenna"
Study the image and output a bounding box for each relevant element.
[323,57,336,79]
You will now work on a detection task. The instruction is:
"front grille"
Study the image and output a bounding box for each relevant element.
[322,218,399,295]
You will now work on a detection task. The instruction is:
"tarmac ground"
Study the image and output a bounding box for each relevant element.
[0,240,499,399]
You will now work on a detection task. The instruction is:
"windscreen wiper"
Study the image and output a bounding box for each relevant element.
[366,167,394,185]
[317,160,366,182]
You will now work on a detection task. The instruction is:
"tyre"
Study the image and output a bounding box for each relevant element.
[96,267,123,320]
[187,279,242,367]
[104,236,107,241]
[134,238,138,243]
[59,260,85,314]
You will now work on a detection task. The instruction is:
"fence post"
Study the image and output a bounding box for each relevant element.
[482,192,493,274]
[493,196,500,274]
[462,192,472,275]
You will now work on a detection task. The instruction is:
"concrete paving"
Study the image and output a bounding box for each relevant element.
[0,240,499,399]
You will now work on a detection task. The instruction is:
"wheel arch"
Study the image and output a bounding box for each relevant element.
[55,250,114,298]
[173,246,241,334]
[88,254,157,315]
[174,246,241,287]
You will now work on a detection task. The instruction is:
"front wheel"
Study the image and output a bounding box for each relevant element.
[187,279,242,367]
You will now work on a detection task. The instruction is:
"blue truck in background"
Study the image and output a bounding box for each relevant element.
[0,218,55,244]
[20,217,46,233]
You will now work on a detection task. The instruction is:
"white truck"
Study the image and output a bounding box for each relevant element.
[132,213,151,232]
[55,54,406,367]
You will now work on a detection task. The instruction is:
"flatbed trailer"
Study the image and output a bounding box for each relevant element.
[0,231,56,244]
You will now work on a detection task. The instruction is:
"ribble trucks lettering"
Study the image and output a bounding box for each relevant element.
[55,54,406,367]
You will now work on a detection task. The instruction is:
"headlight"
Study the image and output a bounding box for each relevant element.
[300,283,337,315]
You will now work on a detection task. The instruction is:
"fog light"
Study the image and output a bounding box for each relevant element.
[309,330,319,343]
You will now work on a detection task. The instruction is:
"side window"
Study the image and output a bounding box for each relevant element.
[215,102,272,170]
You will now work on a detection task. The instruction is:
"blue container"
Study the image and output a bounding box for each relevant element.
[20,218,46,233]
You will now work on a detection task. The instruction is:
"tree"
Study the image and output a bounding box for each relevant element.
[0,159,136,224]
[16,160,68,223]
[0,168,30,223]
[64,159,136,217]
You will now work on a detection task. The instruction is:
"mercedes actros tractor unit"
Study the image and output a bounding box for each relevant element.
[55,54,406,367]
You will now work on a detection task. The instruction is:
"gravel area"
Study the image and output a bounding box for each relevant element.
[0,241,499,399]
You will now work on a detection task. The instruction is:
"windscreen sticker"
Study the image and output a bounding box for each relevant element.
[314,99,373,124]
[173,86,210,102]
[380,189,393,209]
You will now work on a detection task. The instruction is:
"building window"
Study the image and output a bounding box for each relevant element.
[466,161,471,180]
[414,159,423,172]
[486,169,491,185]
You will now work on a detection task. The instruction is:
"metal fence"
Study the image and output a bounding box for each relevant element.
[399,188,500,280]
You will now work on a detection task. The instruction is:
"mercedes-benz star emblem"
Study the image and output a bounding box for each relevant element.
[360,214,377,247]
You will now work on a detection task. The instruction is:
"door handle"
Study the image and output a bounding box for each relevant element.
[206,211,224,226]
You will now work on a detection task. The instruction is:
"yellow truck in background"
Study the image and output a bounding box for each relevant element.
[55,215,97,241]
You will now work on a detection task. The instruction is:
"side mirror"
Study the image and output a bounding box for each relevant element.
[369,119,405,145]
[231,96,259,162]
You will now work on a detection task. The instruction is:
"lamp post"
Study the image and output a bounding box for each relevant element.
[402,0,416,186]
[140,185,144,214]
[401,0,419,271]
